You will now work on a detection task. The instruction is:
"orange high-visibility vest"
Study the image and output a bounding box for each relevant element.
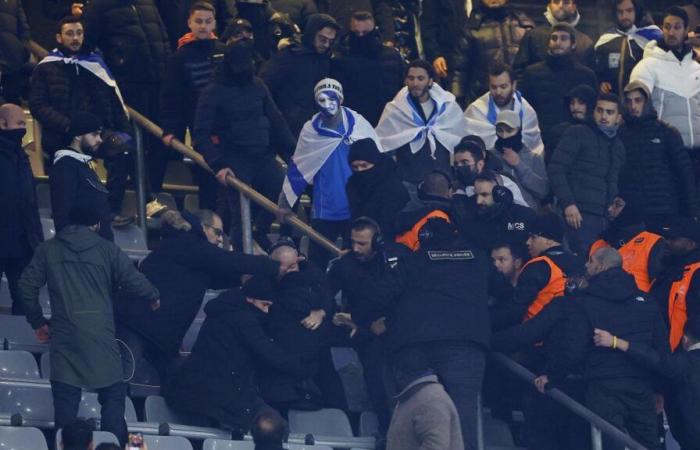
[588,232,662,292]
[395,210,450,251]
[521,256,566,321]
[668,262,700,351]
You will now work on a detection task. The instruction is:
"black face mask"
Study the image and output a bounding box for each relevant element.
[0,128,26,147]
[348,30,381,56]
[453,165,476,187]
[495,131,524,153]
[351,165,383,190]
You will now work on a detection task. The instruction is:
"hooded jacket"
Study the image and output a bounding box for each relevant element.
[548,267,669,384]
[618,81,699,218]
[630,40,700,148]
[543,84,597,160]
[260,14,337,137]
[19,226,159,389]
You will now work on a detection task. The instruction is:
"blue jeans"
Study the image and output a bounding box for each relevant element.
[393,341,486,450]
[51,380,128,447]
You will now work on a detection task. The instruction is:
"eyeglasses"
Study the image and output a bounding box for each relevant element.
[203,223,224,237]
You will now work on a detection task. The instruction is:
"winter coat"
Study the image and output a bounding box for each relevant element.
[548,267,670,384]
[630,40,700,148]
[543,84,597,161]
[0,0,29,73]
[82,0,171,84]
[0,132,43,258]
[115,215,280,358]
[346,155,409,239]
[594,31,646,96]
[259,14,335,137]
[165,290,308,429]
[29,55,130,155]
[386,374,464,450]
[19,226,159,389]
[317,0,395,43]
[520,54,598,135]
[618,108,699,218]
[420,0,468,64]
[160,38,226,138]
[331,38,405,126]
[193,75,295,173]
[513,24,594,78]
[548,121,626,216]
[451,7,534,102]
[270,0,318,28]
[49,150,114,241]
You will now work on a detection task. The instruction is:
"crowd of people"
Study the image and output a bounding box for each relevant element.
[2,0,700,450]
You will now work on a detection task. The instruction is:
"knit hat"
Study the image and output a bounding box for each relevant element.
[68,112,102,137]
[662,218,700,243]
[229,17,252,34]
[314,78,343,102]
[495,110,521,129]
[529,212,565,243]
[242,276,275,301]
[348,138,381,165]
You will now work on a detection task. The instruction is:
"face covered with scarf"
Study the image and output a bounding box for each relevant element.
[594,98,622,138]
[495,123,524,153]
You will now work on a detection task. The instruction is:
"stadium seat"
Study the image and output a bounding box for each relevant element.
[483,418,515,447]
[39,352,49,379]
[0,315,49,354]
[288,445,333,450]
[0,426,48,450]
[144,434,194,450]
[79,392,138,422]
[288,409,354,437]
[55,429,119,449]
[112,224,149,260]
[144,395,210,427]
[40,217,55,240]
[358,411,379,437]
[0,384,54,426]
[0,350,40,380]
[202,439,254,450]
[184,194,199,213]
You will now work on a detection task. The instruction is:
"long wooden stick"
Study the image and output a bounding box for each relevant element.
[127,107,342,256]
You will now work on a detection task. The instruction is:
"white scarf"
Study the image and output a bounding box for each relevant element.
[375,84,467,157]
[544,6,580,28]
[54,148,93,165]
[594,25,663,53]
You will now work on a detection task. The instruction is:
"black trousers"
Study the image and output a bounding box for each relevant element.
[51,380,128,447]
[355,336,392,432]
[0,256,30,315]
[116,325,181,386]
[586,378,661,450]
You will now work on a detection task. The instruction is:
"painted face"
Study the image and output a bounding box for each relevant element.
[316,91,340,117]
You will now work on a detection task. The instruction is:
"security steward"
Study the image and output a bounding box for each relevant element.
[394,170,452,251]
[359,217,490,450]
[588,196,665,292]
[491,211,584,330]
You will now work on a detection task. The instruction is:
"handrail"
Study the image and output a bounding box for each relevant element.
[490,352,648,450]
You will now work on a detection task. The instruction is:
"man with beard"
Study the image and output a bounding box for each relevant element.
[451,0,534,105]
[316,0,395,45]
[0,104,43,315]
[30,16,133,226]
[260,13,338,137]
[544,84,596,162]
[346,138,409,239]
[548,94,626,255]
[594,0,661,96]
[513,0,594,77]
[49,112,114,241]
[375,59,467,200]
[277,78,380,267]
[520,24,598,139]
[617,81,698,228]
[331,11,405,126]
[490,241,527,305]
[464,63,544,157]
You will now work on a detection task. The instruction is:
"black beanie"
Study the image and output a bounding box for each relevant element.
[529,212,565,243]
[68,201,102,227]
[348,138,381,165]
[224,40,254,73]
[242,276,275,301]
[68,112,102,138]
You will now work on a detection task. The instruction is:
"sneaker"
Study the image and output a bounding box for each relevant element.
[146,199,167,218]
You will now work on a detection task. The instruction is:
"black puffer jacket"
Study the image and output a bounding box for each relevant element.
[259,13,335,137]
[29,53,130,155]
[543,83,597,161]
[548,121,626,216]
[618,107,699,219]
[451,6,534,103]
[513,24,595,79]
[0,0,29,73]
[420,0,467,64]
[82,0,170,83]
[521,53,598,134]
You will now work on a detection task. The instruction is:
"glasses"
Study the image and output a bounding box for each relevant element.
[203,223,224,238]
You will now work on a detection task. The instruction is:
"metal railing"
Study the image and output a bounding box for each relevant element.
[491,352,648,450]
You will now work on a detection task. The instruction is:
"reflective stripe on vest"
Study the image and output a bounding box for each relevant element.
[395,210,450,251]
[668,261,700,351]
[521,255,566,321]
[588,232,661,292]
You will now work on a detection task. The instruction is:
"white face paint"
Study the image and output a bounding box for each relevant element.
[316,91,340,117]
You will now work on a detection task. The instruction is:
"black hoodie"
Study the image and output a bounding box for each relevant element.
[543,83,597,162]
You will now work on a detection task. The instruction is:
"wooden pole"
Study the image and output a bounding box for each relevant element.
[126,107,342,256]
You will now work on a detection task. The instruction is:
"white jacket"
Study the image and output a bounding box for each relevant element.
[630,40,700,148]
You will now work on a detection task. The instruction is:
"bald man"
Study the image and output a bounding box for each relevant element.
[0,103,43,315]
